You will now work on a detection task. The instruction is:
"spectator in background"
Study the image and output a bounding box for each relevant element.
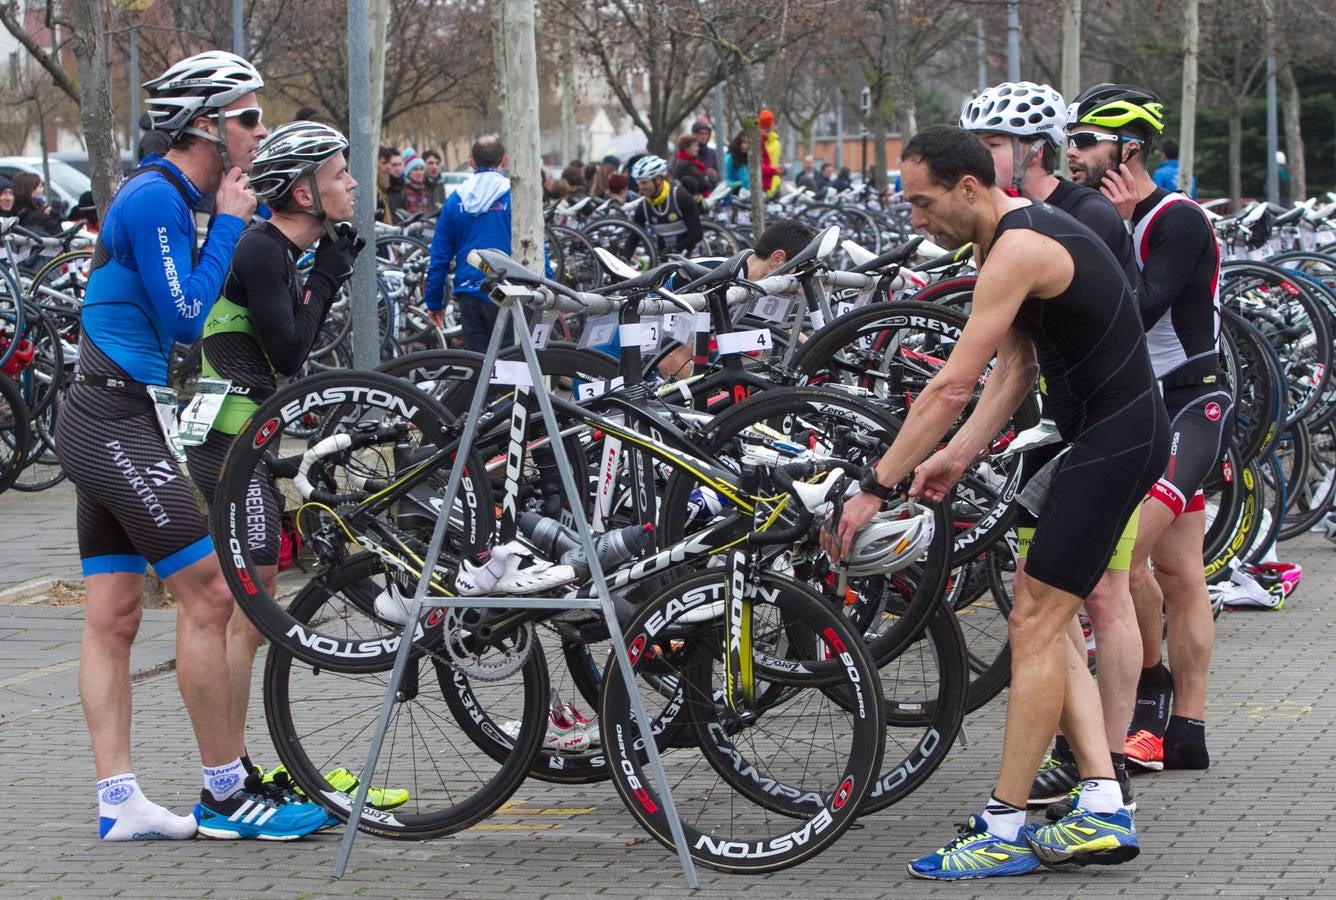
[725,132,749,191]
[11,172,63,235]
[376,145,397,223]
[671,132,710,195]
[137,113,172,161]
[0,175,13,215]
[424,134,513,352]
[401,149,432,216]
[795,155,821,192]
[541,165,558,203]
[589,155,618,199]
[692,117,720,182]
[422,149,446,213]
[1152,138,1197,199]
[384,146,405,218]
[819,162,835,192]
[560,162,587,198]
[1277,150,1292,207]
[293,106,324,124]
[758,109,782,196]
[605,171,630,203]
[73,190,99,232]
[832,166,853,192]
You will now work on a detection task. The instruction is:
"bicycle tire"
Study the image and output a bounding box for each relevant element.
[0,371,30,493]
[263,552,550,840]
[600,569,885,873]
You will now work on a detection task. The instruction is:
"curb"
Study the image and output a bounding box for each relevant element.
[0,578,66,605]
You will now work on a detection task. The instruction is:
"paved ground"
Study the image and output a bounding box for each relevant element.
[1,481,1333,898]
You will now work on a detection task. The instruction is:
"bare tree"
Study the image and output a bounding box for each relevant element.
[1198,0,1267,206]
[68,0,121,213]
[552,0,830,157]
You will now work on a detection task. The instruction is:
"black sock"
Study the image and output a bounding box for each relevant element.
[1129,662,1173,737]
[1164,716,1209,769]
[1053,735,1075,764]
[1110,752,1128,778]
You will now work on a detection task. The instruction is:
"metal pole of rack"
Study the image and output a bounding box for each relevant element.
[332,297,699,888]
[346,0,380,370]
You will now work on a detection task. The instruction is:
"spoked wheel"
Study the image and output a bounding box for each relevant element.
[263,553,550,840]
[600,570,886,873]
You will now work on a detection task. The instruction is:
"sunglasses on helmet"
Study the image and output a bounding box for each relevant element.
[1067,131,1133,151]
[221,107,263,129]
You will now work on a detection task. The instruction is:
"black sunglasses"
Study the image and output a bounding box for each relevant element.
[1067,131,1130,151]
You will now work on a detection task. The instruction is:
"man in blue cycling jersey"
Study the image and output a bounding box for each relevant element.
[55,51,327,842]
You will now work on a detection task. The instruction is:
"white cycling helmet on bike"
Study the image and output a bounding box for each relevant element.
[631,155,669,181]
[840,505,936,578]
[959,81,1068,149]
[143,50,264,139]
[249,121,349,205]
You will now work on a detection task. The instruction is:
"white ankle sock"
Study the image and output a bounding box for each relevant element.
[97,774,197,841]
[1077,777,1122,814]
[981,795,1025,842]
[202,759,247,801]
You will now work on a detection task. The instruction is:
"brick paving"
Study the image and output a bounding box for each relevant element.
[1,480,1333,898]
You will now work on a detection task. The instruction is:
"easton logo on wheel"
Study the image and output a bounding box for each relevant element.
[253,417,280,448]
[1205,401,1222,421]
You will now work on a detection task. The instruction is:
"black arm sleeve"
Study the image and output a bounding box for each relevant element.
[677,187,703,254]
[623,202,649,258]
[1069,192,1137,284]
[1137,204,1215,329]
[238,235,334,377]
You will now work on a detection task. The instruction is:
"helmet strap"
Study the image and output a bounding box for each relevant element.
[1012,137,1041,195]
[301,170,340,241]
[181,110,232,173]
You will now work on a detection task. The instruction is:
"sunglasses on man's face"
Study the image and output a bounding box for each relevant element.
[1067,131,1127,151]
[222,107,263,129]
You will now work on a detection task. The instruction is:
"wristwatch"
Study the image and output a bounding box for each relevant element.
[859,466,895,501]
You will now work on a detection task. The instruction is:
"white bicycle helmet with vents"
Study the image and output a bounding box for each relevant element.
[143,50,264,138]
[630,155,668,180]
[959,81,1068,150]
[840,504,936,577]
[249,121,349,204]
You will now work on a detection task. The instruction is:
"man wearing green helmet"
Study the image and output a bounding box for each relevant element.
[1067,83,1227,777]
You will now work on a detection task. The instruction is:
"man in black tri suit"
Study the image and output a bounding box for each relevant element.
[823,125,1168,879]
[185,121,376,803]
[962,82,1145,815]
[1068,84,1227,775]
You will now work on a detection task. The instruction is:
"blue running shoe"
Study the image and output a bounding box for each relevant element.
[193,787,329,841]
[907,815,1041,880]
[1025,806,1140,866]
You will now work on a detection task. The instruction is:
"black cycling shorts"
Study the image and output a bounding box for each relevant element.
[1147,384,1233,518]
[186,429,282,567]
[54,386,212,578]
[1022,389,1170,599]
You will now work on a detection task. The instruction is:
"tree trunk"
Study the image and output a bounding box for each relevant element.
[369,0,390,143]
[1060,0,1082,103]
[871,118,889,190]
[1279,58,1306,201]
[1228,105,1242,209]
[1179,0,1199,196]
[493,0,544,270]
[559,31,578,163]
[67,0,120,216]
[745,118,767,241]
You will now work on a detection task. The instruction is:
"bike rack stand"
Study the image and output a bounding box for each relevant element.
[331,294,700,888]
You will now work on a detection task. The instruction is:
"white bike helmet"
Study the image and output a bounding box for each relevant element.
[959,81,1068,150]
[143,50,264,139]
[249,121,349,204]
[841,505,936,577]
[631,155,668,180]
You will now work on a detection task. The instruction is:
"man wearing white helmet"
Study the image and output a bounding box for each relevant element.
[626,154,702,257]
[184,121,408,822]
[962,82,1144,818]
[54,51,325,842]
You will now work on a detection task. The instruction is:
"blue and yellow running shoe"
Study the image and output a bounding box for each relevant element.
[907,815,1041,880]
[1025,806,1140,866]
[194,787,329,840]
